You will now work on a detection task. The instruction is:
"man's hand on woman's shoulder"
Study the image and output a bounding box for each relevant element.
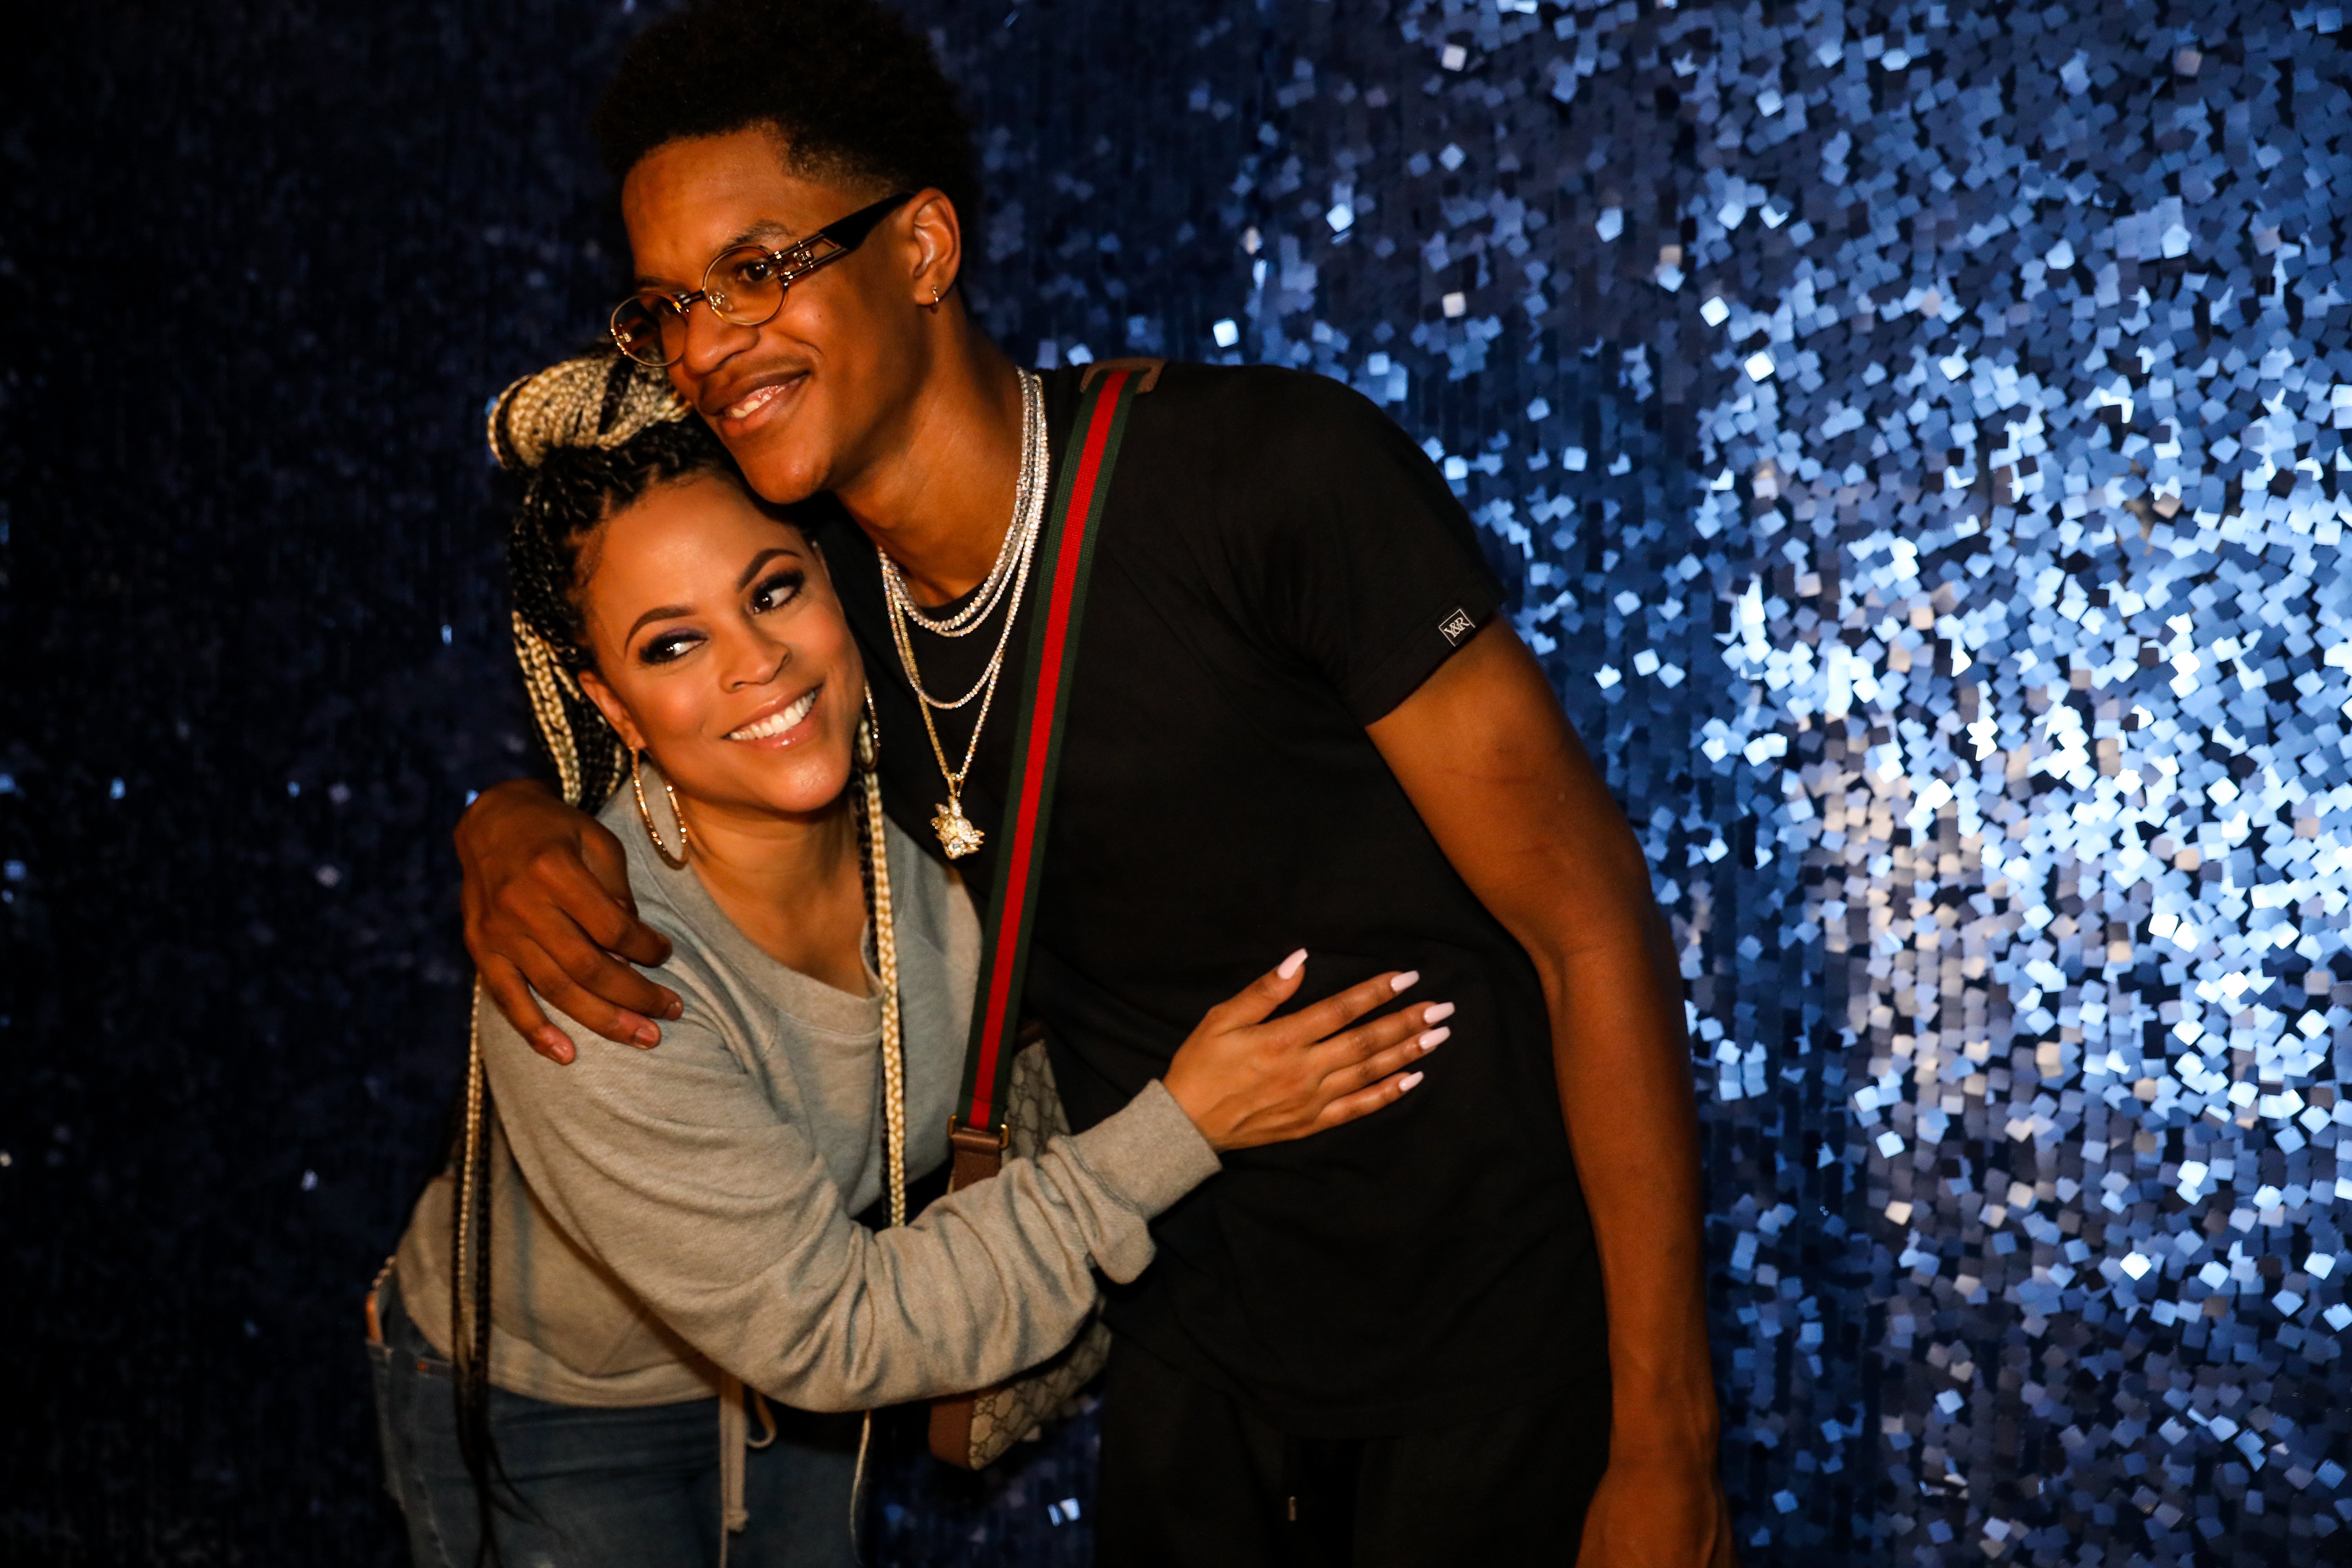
[456,778,680,1065]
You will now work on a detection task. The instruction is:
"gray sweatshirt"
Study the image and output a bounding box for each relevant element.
[395,785,1219,1412]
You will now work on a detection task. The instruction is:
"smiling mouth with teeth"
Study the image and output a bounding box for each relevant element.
[727,687,819,742]
[725,381,796,420]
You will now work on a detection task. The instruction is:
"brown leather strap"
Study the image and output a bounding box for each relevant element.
[946,1124,1007,1194]
[1080,355,1166,393]
[933,1131,999,1464]
[929,1393,979,1467]
[931,1024,1045,1465]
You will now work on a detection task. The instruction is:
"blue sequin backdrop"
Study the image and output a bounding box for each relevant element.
[6,2,2350,1564]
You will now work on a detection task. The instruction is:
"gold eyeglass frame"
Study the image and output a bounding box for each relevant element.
[608,190,915,367]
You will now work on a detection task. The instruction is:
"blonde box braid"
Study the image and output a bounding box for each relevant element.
[487,347,696,472]
[848,706,906,1548]
[855,708,908,1228]
[493,350,695,814]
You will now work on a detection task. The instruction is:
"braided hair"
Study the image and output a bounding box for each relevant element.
[452,351,734,1564]
[491,352,736,811]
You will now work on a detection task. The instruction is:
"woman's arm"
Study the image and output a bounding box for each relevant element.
[485,959,1436,1412]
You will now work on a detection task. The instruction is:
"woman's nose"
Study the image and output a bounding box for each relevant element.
[722,633,792,690]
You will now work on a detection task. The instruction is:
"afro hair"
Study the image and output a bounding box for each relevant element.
[592,0,980,228]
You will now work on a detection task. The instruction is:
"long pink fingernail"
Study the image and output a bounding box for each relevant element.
[1398,1071,1425,1092]
[1418,1027,1450,1051]
[1278,948,1308,980]
[1423,1001,1456,1024]
[1391,969,1421,993]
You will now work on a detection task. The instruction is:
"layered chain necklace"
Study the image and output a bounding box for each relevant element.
[878,369,1048,859]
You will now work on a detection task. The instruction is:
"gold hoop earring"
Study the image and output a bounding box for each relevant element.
[631,749,690,868]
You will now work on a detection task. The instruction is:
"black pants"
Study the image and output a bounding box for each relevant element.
[1094,1337,1610,1568]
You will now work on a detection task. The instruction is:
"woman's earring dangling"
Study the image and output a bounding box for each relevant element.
[631,749,690,869]
[856,687,880,772]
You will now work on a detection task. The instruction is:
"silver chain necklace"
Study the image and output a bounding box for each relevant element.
[880,372,1046,647]
[877,370,1047,858]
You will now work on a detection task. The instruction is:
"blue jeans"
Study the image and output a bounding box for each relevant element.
[368,1272,861,1568]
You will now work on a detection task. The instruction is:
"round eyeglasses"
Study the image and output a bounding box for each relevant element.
[608,191,915,368]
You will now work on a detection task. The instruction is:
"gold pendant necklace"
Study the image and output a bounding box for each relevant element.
[930,798,987,859]
[881,371,1047,859]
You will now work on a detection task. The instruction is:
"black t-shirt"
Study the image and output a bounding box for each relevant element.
[826,364,1605,1436]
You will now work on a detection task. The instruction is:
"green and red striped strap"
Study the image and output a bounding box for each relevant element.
[949,367,1142,1163]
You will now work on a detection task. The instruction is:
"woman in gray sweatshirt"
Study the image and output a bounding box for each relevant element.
[370,356,1446,1568]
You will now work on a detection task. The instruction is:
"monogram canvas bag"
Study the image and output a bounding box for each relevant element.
[933,1036,1116,1468]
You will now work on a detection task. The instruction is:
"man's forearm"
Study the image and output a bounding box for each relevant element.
[1543,910,1718,1457]
[456,773,680,1057]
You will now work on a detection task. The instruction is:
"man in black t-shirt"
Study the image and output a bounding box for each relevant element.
[456,4,1729,1563]
[831,363,1608,1444]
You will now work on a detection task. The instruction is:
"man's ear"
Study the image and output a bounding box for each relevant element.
[905,187,964,305]
[578,669,649,754]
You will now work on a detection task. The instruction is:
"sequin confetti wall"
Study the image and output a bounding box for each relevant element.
[7,1,2350,1564]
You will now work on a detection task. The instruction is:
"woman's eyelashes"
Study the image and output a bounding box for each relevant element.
[750,567,805,615]
[631,570,804,666]
[638,627,705,666]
